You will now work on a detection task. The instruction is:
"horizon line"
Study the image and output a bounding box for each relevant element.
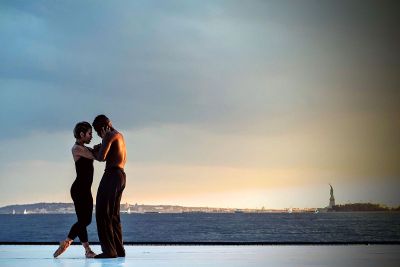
[1,201,399,210]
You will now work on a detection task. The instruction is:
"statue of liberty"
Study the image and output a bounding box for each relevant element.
[328,184,335,209]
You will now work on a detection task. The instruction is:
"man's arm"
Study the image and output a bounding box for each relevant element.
[96,132,115,162]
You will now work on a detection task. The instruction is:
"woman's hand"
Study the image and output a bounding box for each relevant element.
[93,144,102,151]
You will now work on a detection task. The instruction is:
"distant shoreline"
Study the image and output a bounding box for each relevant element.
[0,202,399,215]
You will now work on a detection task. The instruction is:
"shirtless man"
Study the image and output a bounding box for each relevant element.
[92,115,127,258]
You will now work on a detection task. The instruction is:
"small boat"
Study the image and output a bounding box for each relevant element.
[127,208,131,214]
[23,209,28,215]
[12,210,15,215]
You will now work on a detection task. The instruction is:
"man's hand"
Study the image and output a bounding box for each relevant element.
[100,126,111,139]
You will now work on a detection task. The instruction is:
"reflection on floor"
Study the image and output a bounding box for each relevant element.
[0,245,399,267]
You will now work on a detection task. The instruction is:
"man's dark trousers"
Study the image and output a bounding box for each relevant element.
[96,167,126,257]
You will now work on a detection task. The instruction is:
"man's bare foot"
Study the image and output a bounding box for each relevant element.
[53,240,72,258]
[94,253,117,258]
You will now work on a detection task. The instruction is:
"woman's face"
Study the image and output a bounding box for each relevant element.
[82,129,93,144]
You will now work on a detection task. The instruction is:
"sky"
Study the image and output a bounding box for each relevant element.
[0,0,399,209]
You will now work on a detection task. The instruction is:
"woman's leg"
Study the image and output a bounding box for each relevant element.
[67,194,88,242]
[78,195,96,258]
[75,194,93,243]
[54,191,81,258]
[55,193,94,258]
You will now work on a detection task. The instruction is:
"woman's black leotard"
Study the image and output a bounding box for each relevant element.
[67,155,94,243]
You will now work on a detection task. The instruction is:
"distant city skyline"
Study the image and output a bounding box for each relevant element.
[1,197,397,215]
[1,1,399,209]
[2,184,398,210]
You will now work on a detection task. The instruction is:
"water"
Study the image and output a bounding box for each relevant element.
[0,212,399,242]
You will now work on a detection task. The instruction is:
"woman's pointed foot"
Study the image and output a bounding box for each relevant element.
[53,240,72,258]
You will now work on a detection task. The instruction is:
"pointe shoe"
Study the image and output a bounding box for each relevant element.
[85,249,97,258]
[53,240,71,258]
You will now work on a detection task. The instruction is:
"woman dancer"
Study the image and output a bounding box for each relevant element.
[53,122,97,258]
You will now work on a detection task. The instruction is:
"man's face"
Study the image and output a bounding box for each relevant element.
[96,129,105,139]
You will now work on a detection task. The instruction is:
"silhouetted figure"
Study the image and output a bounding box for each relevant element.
[53,122,96,258]
[92,115,127,258]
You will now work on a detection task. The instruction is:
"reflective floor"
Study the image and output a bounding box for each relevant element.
[0,245,399,267]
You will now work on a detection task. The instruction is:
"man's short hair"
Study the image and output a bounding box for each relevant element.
[92,114,111,134]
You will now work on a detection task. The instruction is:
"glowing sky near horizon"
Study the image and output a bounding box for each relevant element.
[0,0,399,209]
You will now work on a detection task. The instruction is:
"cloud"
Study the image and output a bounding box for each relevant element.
[1,0,399,140]
[0,1,399,207]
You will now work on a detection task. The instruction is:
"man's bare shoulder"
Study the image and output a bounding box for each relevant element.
[116,131,124,138]
[106,130,123,140]
[115,131,125,143]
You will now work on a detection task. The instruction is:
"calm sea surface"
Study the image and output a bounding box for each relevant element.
[0,212,399,242]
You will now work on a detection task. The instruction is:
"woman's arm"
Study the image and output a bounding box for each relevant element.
[72,145,96,161]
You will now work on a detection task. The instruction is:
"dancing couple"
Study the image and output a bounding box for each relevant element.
[53,115,127,258]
